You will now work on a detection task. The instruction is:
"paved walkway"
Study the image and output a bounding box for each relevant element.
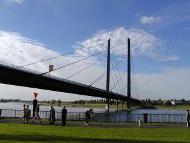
[0,117,187,128]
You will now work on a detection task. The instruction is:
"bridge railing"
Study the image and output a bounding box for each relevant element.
[0,109,85,121]
[0,109,187,123]
[93,112,186,123]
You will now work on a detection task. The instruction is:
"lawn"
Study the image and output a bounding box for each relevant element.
[0,123,190,143]
[155,105,190,110]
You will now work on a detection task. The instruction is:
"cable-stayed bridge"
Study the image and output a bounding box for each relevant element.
[0,38,141,109]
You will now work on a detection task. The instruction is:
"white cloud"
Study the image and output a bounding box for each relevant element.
[139,16,161,25]
[0,31,59,73]
[6,0,24,4]
[75,27,178,61]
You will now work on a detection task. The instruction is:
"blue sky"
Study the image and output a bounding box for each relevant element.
[1,0,190,73]
[0,0,190,100]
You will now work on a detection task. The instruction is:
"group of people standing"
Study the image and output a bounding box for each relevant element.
[23,104,68,126]
[48,106,93,126]
[23,104,41,124]
[49,105,67,126]
[23,104,31,124]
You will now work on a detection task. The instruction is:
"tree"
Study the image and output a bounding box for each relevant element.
[57,100,62,106]
[51,100,56,105]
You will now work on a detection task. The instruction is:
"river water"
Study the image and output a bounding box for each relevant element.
[0,102,188,122]
[0,102,187,114]
[0,102,109,113]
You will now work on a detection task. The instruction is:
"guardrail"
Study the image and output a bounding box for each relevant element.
[97,112,186,123]
[0,109,85,121]
[0,109,187,123]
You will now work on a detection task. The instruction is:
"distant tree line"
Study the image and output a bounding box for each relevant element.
[141,98,190,106]
[73,99,125,105]
[0,98,20,103]
[1,98,190,107]
[46,100,62,106]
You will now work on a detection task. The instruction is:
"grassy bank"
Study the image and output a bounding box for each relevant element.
[155,105,190,110]
[136,105,190,110]
[44,102,190,110]
[0,123,190,143]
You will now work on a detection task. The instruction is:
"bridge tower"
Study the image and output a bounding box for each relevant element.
[127,38,131,109]
[106,39,111,112]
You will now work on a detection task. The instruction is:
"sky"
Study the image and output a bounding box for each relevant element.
[0,0,190,101]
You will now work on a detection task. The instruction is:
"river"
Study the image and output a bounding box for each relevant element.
[0,102,189,123]
[0,102,109,113]
[0,102,187,114]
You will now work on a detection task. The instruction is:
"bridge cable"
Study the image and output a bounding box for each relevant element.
[111,52,123,94]
[89,72,106,86]
[64,62,96,80]
[110,73,119,93]
[110,60,125,93]
[89,54,125,88]
[131,54,139,98]
[39,51,103,76]
[16,42,105,69]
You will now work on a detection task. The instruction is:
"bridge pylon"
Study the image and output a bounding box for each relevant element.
[127,38,131,109]
[106,39,111,112]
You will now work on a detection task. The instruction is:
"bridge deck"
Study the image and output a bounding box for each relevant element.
[0,64,141,104]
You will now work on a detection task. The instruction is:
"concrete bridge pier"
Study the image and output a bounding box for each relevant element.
[116,100,119,111]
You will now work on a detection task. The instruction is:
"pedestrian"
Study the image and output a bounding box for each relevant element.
[26,105,31,124]
[23,104,27,124]
[49,105,55,125]
[32,104,41,123]
[62,106,67,126]
[187,109,190,127]
[85,109,93,126]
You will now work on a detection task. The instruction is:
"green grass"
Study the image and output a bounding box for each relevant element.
[138,105,190,110]
[45,102,123,109]
[0,123,190,143]
[155,105,190,110]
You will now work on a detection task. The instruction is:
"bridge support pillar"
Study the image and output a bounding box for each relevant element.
[121,100,124,108]
[106,98,110,112]
[127,38,131,110]
[127,101,131,109]
[116,100,119,111]
[106,39,111,112]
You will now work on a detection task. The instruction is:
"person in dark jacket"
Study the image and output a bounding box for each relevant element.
[62,106,67,126]
[23,104,27,124]
[85,109,93,126]
[26,105,31,124]
[49,105,55,125]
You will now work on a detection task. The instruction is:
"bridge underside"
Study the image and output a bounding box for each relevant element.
[0,64,141,104]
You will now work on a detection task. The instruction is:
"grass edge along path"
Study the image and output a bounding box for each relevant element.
[0,123,190,143]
